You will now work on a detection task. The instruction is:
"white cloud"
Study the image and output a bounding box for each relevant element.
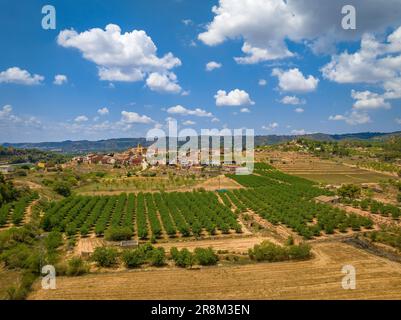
[146,72,182,93]
[206,61,222,71]
[183,120,196,126]
[198,0,401,63]
[321,31,401,84]
[262,122,279,130]
[322,27,401,113]
[0,105,13,119]
[53,74,68,85]
[329,111,371,125]
[182,19,193,26]
[97,107,109,115]
[395,118,401,124]
[215,89,255,106]
[295,108,304,113]
[240,108,250,113]
[258,79,267,86]
[351,90,391,110]
[272,68,319,93]
[211,117,220,123]
[167,105,213,117]
[121,111,154,124]
[0,67,44,85]
[0,105,43,135]
[280,95,305,105]
[291,129,307,135]
[74,115,89,123]
[57,24,182,93]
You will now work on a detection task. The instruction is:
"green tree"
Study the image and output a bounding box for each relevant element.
[337,184,361,200]
[53,182,71,197]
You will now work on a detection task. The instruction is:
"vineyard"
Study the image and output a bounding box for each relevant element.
[0,192,39,227]
[42,190,242,239]
[227,165,373,239]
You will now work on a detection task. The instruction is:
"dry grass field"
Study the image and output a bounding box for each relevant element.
[29,242,401,300]
[0,267,20,299]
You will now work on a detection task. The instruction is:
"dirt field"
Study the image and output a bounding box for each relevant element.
[29,242,401,300]
[156,235,279,253]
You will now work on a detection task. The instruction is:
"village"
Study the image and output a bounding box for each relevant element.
[69,144,244,175]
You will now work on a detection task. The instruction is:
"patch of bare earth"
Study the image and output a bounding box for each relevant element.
[196,175,243,191]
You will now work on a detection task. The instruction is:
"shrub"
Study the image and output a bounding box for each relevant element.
[170,247,195,268]
[6,271,36,300]
[337,184,361,200]
[53,182,71,197]
[104,227,133,241]
[15,170,27,177]
[288,243,311,260]
[150,247,166,266]
[0,242,42,272]
[44,231,63,251]
[66,257,89,276]
[248,241,288,262]
[248,241,312,262]
[122,250,145,268]
[194,247,218,266]
[92,247,119,267]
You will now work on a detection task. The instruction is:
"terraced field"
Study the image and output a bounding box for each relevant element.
[258,151,390,184]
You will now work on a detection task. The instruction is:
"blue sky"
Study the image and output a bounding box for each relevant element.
[1,0,401,142]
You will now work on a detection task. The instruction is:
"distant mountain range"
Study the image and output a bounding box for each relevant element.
[3,131,401,154]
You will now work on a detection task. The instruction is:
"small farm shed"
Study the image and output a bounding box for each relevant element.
[120,240,139,248]
[315,195,340,204]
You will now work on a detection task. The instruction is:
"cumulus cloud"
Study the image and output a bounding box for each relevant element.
[53,74,68,85]
[198,0,401,63]
[167,105,213,117]
[145,72,181,93]
[74,115,89,123]
[0,105,13,119]
[182,19,193,26]
[272,68,319,93]
[295,108,305,113]
[121,111,154,124]
[211,117,220,123]
[57,24,182,93]
[262,122,279,130]
[240,108,250,113]
[258,79,267,86]
[351,90,391,110]
[329,111,371,125]
[206,61,222,71]
[0,67,44,85]
[280,95,306,105]
[215,89,255,106]
[321,32,401,84]
[97,107,109,115]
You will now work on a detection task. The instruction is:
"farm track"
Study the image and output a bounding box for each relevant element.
[29,242,401,300]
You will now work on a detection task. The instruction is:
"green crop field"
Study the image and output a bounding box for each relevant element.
[42,190,242,240]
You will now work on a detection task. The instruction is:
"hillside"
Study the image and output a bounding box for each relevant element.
[3,131,401,153]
